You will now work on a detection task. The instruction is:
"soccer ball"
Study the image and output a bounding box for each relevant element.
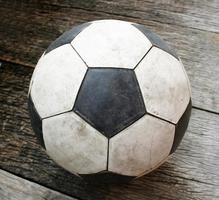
[28,20,192,183]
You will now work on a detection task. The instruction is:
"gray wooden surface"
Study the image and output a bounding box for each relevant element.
[0,169,76,200]
[0,1,219,200]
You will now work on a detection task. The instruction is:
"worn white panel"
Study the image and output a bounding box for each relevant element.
[108,115,175,176]
[71,19,152,69]
[43,112,108,174]
[31,44,87,119]
[136,156,169,178]
[135,47,191,124]
[28,52,45,96]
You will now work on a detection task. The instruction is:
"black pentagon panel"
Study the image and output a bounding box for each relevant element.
[132,24,178,59]
[45,22,91,54]
[73,68,146,138]
[28,95,45,149]
[81,171,135,184]
[170,99,192,154]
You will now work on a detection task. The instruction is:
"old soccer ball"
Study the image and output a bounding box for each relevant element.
[28,20,192,183]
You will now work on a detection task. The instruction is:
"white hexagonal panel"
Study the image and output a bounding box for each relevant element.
[71,20,152,69]
[135,47,191,124]
[43,112,108,174]
[30,44,87,119]
[108,115,175,176]
[28,52,45,96]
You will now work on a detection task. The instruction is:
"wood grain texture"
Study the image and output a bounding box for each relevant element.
[0,61,219,200]
[0,1,218,112]
[42,0,219,33]
[0,169,76,200]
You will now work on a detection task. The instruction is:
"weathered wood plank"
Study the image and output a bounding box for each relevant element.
[0,169,76,200]
[0,1,218,112]
[0,61,219,200]
[42,0,219,33]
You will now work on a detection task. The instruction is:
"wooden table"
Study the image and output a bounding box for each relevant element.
[0,1,219,199]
